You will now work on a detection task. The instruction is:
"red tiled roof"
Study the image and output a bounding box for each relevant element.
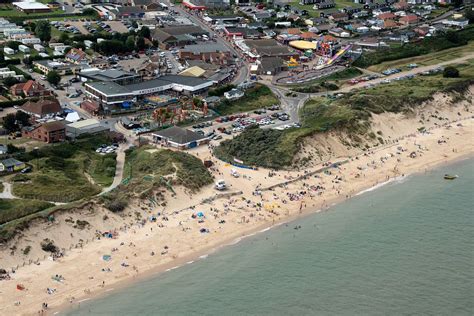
[21,99,61,116]
[378,12,396,20]
[400,14,418,22]
[40,121,65,132]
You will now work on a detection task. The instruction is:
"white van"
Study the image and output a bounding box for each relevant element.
[215,180,226,190]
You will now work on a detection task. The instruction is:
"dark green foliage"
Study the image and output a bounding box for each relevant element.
[40,238,58,253]
[34,20,51,42]
[214,126,295,169]
[443,66,460,78]
[46,70,61,85]
[208,84,235,97]
[215,84,279,115]
[6,41,20,50]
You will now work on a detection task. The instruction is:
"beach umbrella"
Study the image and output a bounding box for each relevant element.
[197,212,204,217]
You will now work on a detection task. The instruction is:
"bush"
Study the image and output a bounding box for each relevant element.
[105,199,128,213]
[40,238,58,253]
[208,84,235,97]
[23,245,31,255]
[443,66,460,78]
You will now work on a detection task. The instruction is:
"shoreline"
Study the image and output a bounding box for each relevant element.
[1,115,473,316]
[59,143,474,315]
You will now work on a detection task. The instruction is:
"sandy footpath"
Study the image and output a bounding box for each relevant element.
[0,113,473,315]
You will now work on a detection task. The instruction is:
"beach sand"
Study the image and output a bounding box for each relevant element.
[0,98,473,315]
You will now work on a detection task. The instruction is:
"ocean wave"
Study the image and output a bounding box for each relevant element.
[356,176,406,196]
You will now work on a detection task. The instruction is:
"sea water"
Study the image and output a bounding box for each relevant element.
[67,158,474,316]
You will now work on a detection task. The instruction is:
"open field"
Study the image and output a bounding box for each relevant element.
[368,41,474,73]
[215,84,280,115]
[290,0,363,17]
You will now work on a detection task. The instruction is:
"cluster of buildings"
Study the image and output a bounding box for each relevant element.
[0,18,42,55]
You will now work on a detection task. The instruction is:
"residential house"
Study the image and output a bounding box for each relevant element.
[252,11,272,22]
[377,12,396,20]
[80,100,101,116]
[20,99,62,119]
[0,158,25,172]
[328,12,349,22]
[65,48,91,65]
[300,31,319,40]
[383,20,398,29]
[10,80,51,98]
[22,121,66,143]
[399,14,419,26]
[329,27,351,37]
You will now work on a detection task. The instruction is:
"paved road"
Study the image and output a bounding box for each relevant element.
[0,182,16,199]
[170,2,249,84]
[99,122,136,195]
[337,53,474,94]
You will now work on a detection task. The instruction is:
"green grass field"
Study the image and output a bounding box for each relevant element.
[368,41,474,73]
[290,0,363,17]
[215,84,280,115]
[0,198,53,225]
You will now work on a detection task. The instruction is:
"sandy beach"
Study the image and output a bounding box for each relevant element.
[0,98,473,315]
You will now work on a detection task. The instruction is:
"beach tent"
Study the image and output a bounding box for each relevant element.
[103,255,111,261]
[197,212,204,217]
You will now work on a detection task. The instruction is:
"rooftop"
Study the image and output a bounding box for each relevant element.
[153,126,207,145]
[181,43,229,54]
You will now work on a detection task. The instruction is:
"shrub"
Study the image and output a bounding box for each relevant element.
[443,66,460,78]
[105,198,128,213]
[23,245,31,255]
[40,238,58,253]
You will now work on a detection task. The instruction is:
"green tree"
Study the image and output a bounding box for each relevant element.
[138,26,151,39]
[6,41,21,50]
[35,20,51,42]
[136,36,146,50]
[443,66,460,78]
[2,113,18,133]
[125,35,135,51]
[3,77,19,87]
[72,41,86,51]
[47,70,61,85]
[59,32,70,44]
[465,8,474,23]
[15,111,30,127]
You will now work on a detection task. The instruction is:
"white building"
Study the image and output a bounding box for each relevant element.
[3,47,15,55]
[34,44,45,52]
[21,37,41,45]
[18,45,30,53]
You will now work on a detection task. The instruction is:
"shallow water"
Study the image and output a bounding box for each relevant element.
[67,158,474,316]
